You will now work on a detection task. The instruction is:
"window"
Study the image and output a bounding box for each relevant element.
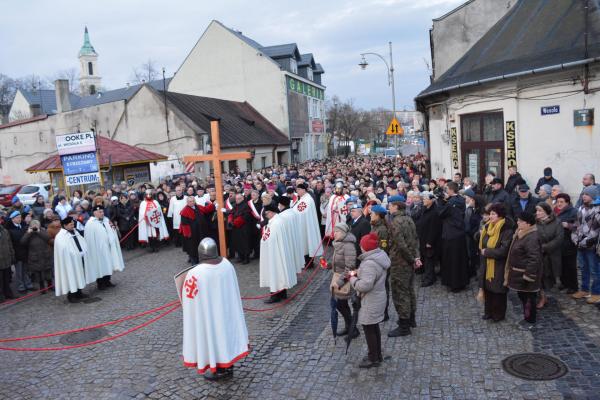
[261,156,267,168]
[88,62,93,75]
[89,85,96,95]
[290,58,298,74]
[307,67,313,81]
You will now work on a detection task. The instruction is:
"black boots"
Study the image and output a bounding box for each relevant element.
[263,289,287,304]
[410,311,417,328]
[388,319,411,337]
[204,367,234,381]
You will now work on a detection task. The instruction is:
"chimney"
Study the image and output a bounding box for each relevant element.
[29,104,41,117]
[54,79,71,113]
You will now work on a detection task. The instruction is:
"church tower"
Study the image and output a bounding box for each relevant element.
[78,26,102,95]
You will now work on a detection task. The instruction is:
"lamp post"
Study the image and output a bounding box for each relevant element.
[359,41,397,152]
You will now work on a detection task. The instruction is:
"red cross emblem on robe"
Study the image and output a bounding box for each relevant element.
[262,227,271,241]
[297,201,307,212]
[184,276,198,299]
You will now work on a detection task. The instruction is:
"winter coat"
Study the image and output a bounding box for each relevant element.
[6,222,27,262]
[556,205,578,256]
[506,226,543,292]
[350,216,371,254]
[438,195,466,240]
[388,209,420,265]
[465,206,483,239]
[116,202,135,232]
[505,173,524,194]
[20,230,51,273]
[535,177,559,194]
[350,248,391,325]
[509,194,541,221]
[0,225,15,270]
[31,203,46,220]
[536,214,563,287]
[485,188,510,206]
[332,232,357,274]
[571,205,600,250]
[478,221,513,293]
[416,203,441,260]
[370,218,390,253]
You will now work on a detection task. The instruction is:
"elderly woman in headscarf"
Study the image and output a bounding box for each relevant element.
[477,203,514,322]
[330,223,358,338]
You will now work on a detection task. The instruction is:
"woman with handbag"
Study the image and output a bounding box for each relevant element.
[349,232,391,368]
[331,223,359,338]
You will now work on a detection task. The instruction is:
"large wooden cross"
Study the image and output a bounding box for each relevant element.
[183,120,251,257]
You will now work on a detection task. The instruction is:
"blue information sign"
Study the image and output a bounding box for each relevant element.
[61,152,98,175]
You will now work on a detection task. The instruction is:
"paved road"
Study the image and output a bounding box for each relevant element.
[1,245,600,399]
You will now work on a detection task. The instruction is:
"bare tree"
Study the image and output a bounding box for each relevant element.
[0,74,17,107]
[14,74,51,92]
[131,59,159,84]
[49,68,80,94]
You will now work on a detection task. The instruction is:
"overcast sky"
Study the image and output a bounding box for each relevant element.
[0,0,464,110]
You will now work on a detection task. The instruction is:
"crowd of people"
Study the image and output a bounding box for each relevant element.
[1,154,600,369]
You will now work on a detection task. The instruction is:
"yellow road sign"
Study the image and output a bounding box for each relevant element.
[385,117,403,135]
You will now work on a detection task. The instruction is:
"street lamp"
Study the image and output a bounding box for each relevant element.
[359,41,397,151]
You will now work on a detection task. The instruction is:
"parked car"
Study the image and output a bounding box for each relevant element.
[0,184,23,207]
[17,183,51,205]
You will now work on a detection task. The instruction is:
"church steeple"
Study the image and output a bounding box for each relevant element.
[79,26,97,57]
[78,26,101,96]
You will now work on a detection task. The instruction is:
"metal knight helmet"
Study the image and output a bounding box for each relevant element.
[198,237,218,259]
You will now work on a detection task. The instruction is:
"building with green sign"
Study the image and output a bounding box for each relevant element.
[169,20,327,163]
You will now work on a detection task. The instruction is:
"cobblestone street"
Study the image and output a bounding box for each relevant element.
[2,245,600,400]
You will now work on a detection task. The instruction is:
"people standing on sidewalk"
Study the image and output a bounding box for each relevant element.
[349,232,391,369]
[535,202,563,309]
[6,211,33,292]
[478,203,513,322]
[331,223,359,338]
[505,212,543,329]
[571,187,600,304]
[415,192,441,287]
[555,193,579,294]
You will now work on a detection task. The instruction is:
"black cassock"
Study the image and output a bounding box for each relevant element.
[180,204,211,264]
[228,202,254,259]
[437,195,469,291]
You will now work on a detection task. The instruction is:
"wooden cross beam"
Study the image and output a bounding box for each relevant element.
[183,120,252,257]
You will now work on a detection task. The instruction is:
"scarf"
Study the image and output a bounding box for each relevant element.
[479,218,505,282]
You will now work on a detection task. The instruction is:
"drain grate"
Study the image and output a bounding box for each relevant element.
[59,327,109,345]
[502,353,568,381]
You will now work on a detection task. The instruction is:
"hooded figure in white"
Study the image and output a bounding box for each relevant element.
[53,216,90,302]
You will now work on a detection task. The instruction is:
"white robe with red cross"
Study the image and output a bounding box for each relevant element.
[293,193,323,257]
[324,194,349,238]
[138,199,169,243]
[181,258,249,374]
[259,213,298,292]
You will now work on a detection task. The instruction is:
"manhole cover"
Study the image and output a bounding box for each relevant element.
[502,353,568,381]
[59,327,109,345]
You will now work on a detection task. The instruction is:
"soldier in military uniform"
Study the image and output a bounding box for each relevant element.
[370,204,391,321]
[387,195,421,337]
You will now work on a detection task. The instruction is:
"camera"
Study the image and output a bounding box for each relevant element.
[32,227,38,232]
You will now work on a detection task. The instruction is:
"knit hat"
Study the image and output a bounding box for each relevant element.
[360,232,379,252]
[544,167,552,176]
[334,223,349,234]
[388,194,406,203]
[11,196,20,205]
[9,210,20,219]
[583,185,600,198]
[539,184,552,195]
[518,211,536,225]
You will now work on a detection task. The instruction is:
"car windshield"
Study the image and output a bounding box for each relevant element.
[19,185,40,195]
[0,185,19,195]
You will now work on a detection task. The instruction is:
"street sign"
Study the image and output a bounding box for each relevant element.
[55,131,96,155]
[385,117,404,135]
[65,172,101,186]
[60,152,98,175]
[541,106,560,115]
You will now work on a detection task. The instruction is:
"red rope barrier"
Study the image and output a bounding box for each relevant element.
[0,304,180,352]
[242,236,332,312]
[240,236,329,300]
[118,222,139,244]
[0,300,181,343]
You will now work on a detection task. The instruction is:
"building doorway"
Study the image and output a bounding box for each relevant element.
[460,112,504,190]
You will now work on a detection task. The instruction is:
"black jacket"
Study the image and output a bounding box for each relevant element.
[350,215,371,254]
[505,173,524,194]
[116,202,135,232]
[485,188,510,206]
[6,222,28,262]
[509,194,541,221]
[535,177,559,194]
[438,195,466,240]
[556,205,578,256]
[416,203,441,259]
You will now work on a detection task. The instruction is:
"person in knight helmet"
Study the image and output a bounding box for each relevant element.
[180,238,249,381]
